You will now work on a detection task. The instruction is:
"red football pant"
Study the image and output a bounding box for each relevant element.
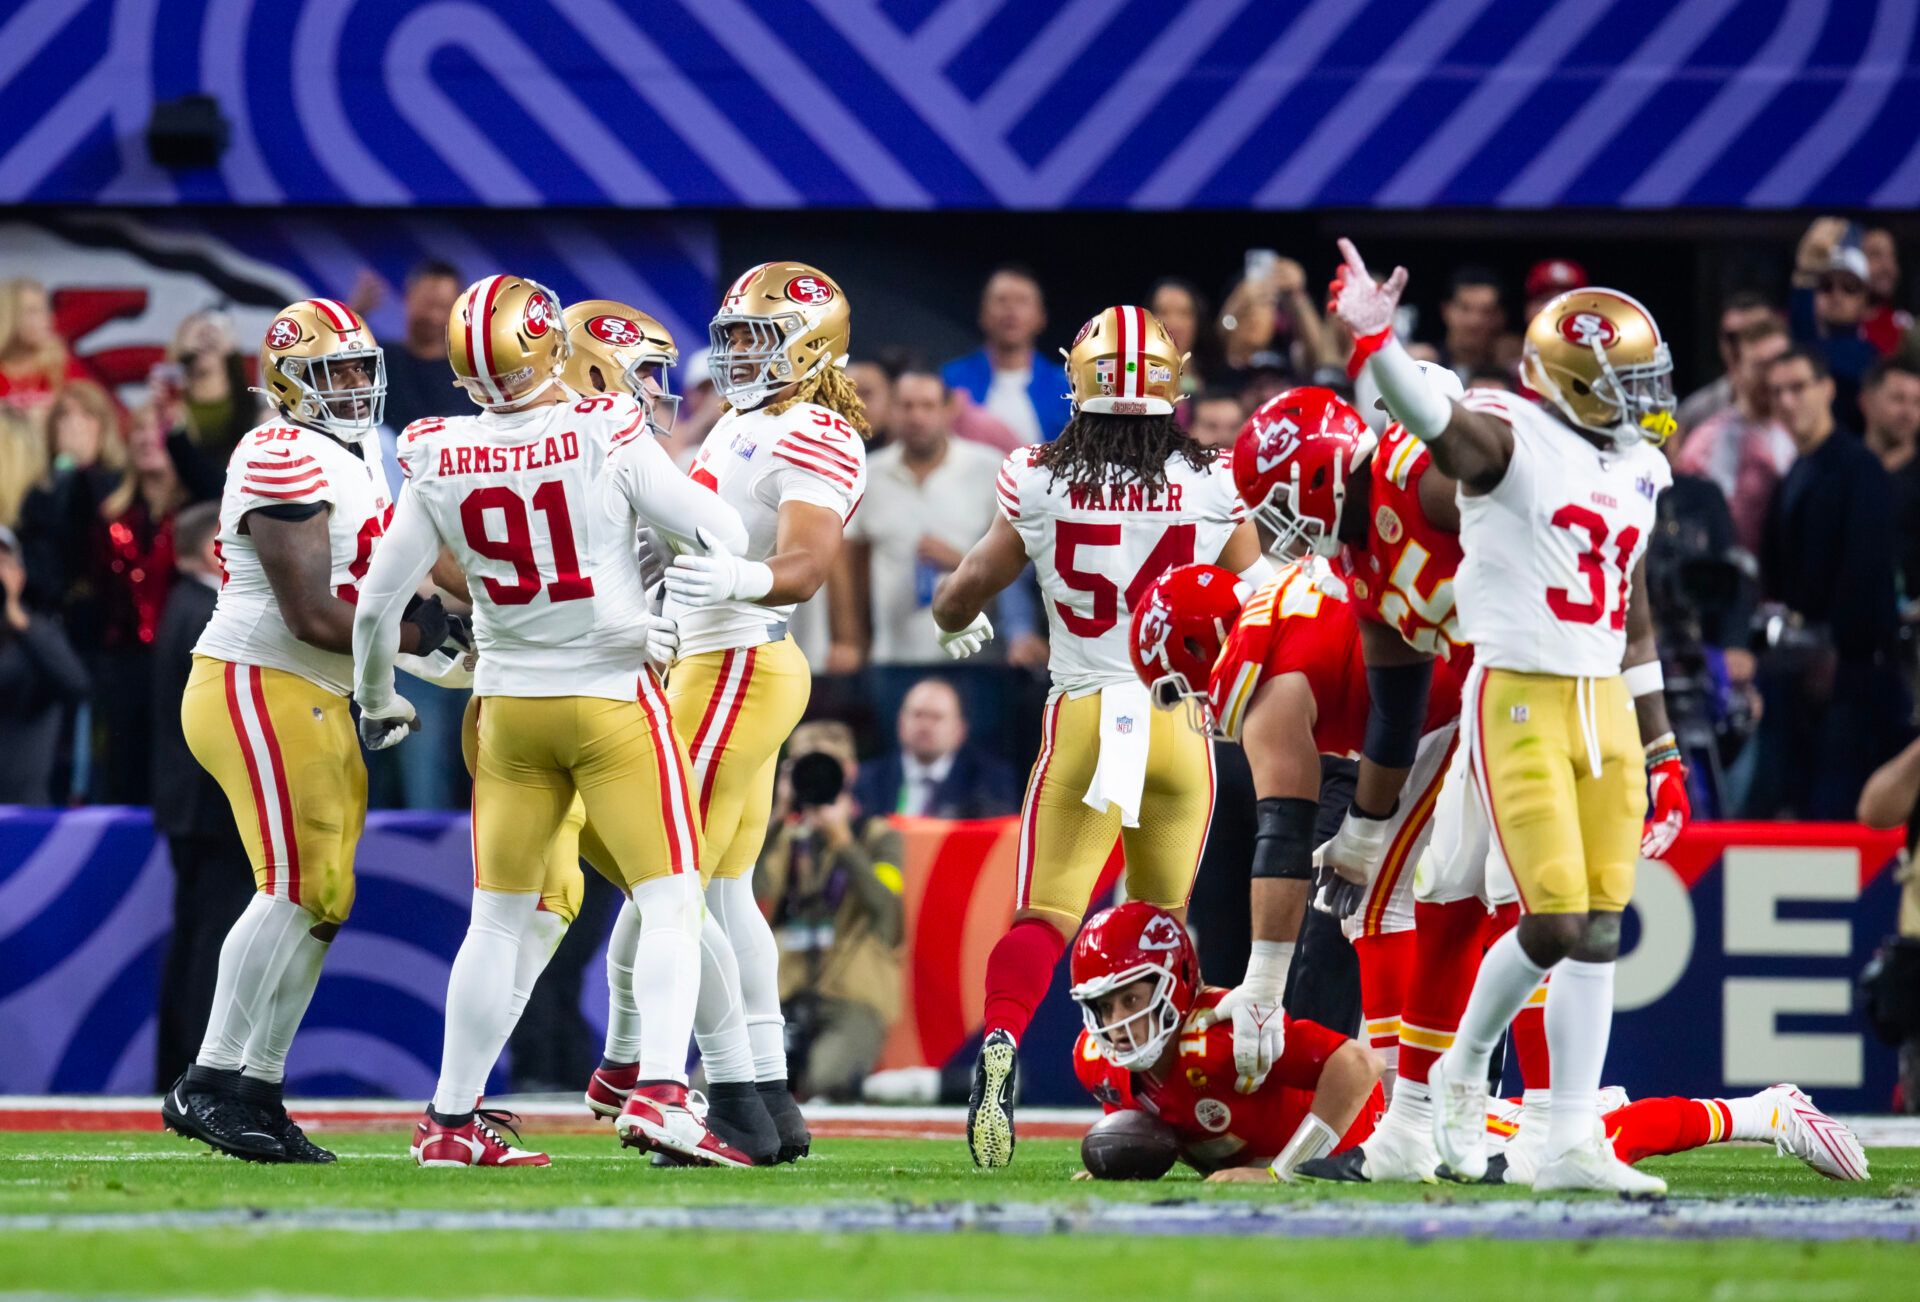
[1354,930,1416,1069]
[982,917,1067,1042]
[1605,1097,1729,1165]
[1396,898,1489,1086]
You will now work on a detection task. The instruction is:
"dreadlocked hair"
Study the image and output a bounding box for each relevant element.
[1032,411,1214,492]
[728,363,873,440]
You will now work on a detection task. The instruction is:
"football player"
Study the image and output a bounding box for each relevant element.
[931,306,1273,1167]
[163,299,458,1163]
[1333,237,1689,1194]
[352,275,751,1167]
[1069,902,1381,1180]
[658,263,873,1163]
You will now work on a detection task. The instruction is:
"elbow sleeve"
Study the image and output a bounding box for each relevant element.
[1251,796,1318,881]
[1362,659,1433,769]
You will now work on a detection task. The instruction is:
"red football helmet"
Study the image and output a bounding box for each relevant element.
[1129,563,1247,736]
[1231,387,1377,561]
[1070,902,1203,1070]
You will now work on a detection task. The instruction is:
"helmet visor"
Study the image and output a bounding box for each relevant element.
[709,312,801,409]
[626,356,680,434]
[1070,965,1181,1070]
[286,348,386,439]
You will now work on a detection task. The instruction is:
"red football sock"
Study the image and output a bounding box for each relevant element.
[1396,898,1488,1087]
[1605,1097,1723,1165]
[1510,975,1551,1091]
[982,918,1067,1042]
[1354,930,1416,1066]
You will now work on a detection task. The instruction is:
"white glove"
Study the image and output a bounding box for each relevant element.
[937,611,994,660]
[1191,940,1292,1093]
[1328,237,1408,340]
[643,610,680,673]
[664,527,773,607]
[357,694,418,751]
[1311,806,1391,919]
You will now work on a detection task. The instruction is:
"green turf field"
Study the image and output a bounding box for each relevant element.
[2,1132,1917,1300]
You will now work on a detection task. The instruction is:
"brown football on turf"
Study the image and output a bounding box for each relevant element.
[1080,1109,1180,1180]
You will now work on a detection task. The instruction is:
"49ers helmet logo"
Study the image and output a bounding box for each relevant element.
[523,293,555,337]
[265,317,302,351]
[785,275,835,306]
[1559,311,1618,349]
[588,315,642,347]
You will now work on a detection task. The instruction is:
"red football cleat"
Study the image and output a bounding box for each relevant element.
[414,1108,550,1168]
[586,1062,641,1120]
[614,1082,755,1167]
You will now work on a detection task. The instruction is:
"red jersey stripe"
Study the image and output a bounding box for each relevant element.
[778,432,861,475]
[772,449,855,489]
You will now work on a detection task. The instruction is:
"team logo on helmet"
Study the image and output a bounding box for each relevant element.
[1558,311,1618,349]
[1194,1098,1232,1133]
[588,315,642,347]
[1072,315,1098,347]
[1140,915,1184,952]
[266,317,302,351]
[523,293,555,337]
[785,275,835,306]
[1375,505,1403,545]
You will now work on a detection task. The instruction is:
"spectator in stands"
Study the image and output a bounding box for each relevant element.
[1150,277,1215,397]
[1523,257,1586,322]
[166,309,256,464]
[942,266,1070,444]
[0,523,87,804]
[0,406,40,529]
[1187,391,1244,451]
[1863,228,1911,358]
[1434,266,1511,381]
[1859,358,1920,604]
[1218,256,1337,379]
[1678,318,1794,556]
[361,259,463,433]
[848,358,895,447]
[758,721,906,1101]
[854,678,1019,819]
[1745,347,1908,819]
[1466,367,1512,393]
[1791,217,1880,423]
[149,502,252,1087]
[0,278,87,417]
[17,379,125,628]
[1678,291,1777,436]
[1235,358,1294,417]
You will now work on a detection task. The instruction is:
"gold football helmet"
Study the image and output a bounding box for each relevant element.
[1521,288,1676,447]
[1063,306,1182,416]
[562,300,680,430]
[448,275,569,411]
[257,298,385,442]
[708,262,849,410]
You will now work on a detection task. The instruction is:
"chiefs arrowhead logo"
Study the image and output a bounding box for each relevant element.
[1139,915,1184,952]
[523,293,555,337]
[785,275,834,306]
[588,315,642,348]
[265,317,302,351]
[1253,414,1301,476]
[1559,311,1618,349]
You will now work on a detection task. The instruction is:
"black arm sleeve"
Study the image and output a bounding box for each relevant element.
[1251,796,1317,881]
[1362,658,1434,769]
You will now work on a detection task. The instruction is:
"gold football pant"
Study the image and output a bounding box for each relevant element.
[668,637,811,883]
[180,656,365,926]
[1014,691,1214,933]
[469,674,701,895]
[1468,666,1645,915]
[461,696,623,922]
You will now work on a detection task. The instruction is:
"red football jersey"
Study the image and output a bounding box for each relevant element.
[1072,988,1377,1173]
[1207,562,1462,754]
[1335,425,1467,659]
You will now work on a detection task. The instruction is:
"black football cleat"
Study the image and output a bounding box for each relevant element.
[1436,1154,1512,1185]
[703,1081,781,1165]
[233,1074,336,1164]
[967,1029,1019,1168]
[757,1080,811,1163]
[161,1069,285,1163]
[1294,1146,1370,1182]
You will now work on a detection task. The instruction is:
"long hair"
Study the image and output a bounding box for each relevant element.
[99,404,185,524]
[1032,410,1215,492]
[42,379,125,480]
[732,362,874,440]
[0,279,70,379]
[0,408,44,528]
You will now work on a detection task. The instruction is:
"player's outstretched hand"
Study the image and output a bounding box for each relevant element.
[937,611,994,660]
[1642,752,1691,858]
[664,527,774,606]
[1193,984,1286,1094]
[1327,238,1408,340]
[1206,1166,1275,1184]
[1310,805,1388,917]
[358,695,417,751]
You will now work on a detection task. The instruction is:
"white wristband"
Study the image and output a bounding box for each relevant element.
[1623,660,1664,697]
[1364,337,1452,442]
[1236,555,1278,590]
[1243,940,1296,1001]
[738,559,775,603]
[1270,1112,1340,1180]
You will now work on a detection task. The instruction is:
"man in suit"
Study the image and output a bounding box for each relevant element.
[150,501,256,1088]
[855,677,1020,819]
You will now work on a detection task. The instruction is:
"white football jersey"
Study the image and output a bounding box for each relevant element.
[999,446,1244,696]
[195,420,391,695]
[391,392,745,699]
[1453,391,1671,678]
[677,401,867,658]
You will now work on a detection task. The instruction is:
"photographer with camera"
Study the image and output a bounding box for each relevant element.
[756,721,907,1102]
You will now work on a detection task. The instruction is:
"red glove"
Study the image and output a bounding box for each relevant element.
[1641,733,1690,858]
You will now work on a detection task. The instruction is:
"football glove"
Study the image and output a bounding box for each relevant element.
[643,609,681,674]
[664,527,773,607]
[401,593,453,657]
[1311,804,1390,919]
[1327,238,1409,375]
[1641,735,1690,859]
[358,694,417,752]
[937,611,994,660]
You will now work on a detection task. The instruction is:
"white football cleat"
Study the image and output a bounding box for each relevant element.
[1501,1116,1547,1186]
[1428,1053,1489,1182]
[1356,1116,1442,1183]
[615,1083,754,1167]
[1531,1134,1666,1198]
[1761,1085,1869,1181]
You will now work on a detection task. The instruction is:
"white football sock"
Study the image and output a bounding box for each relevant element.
[478,906,569,1073]
[241,926,329,1083]
[1448,929,1549,1080]
[196,893,313,1072]
[630,873,704,1084]
[1544,958,1613,1160]
[431,890,537,1116]
[1723,1093,1776,1142]
[708,871,786,1081]
[693,907,756,1084]
[602,898,643,1064]
[1383,1077,1432,1129]
[1516,1086,1551,1142]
